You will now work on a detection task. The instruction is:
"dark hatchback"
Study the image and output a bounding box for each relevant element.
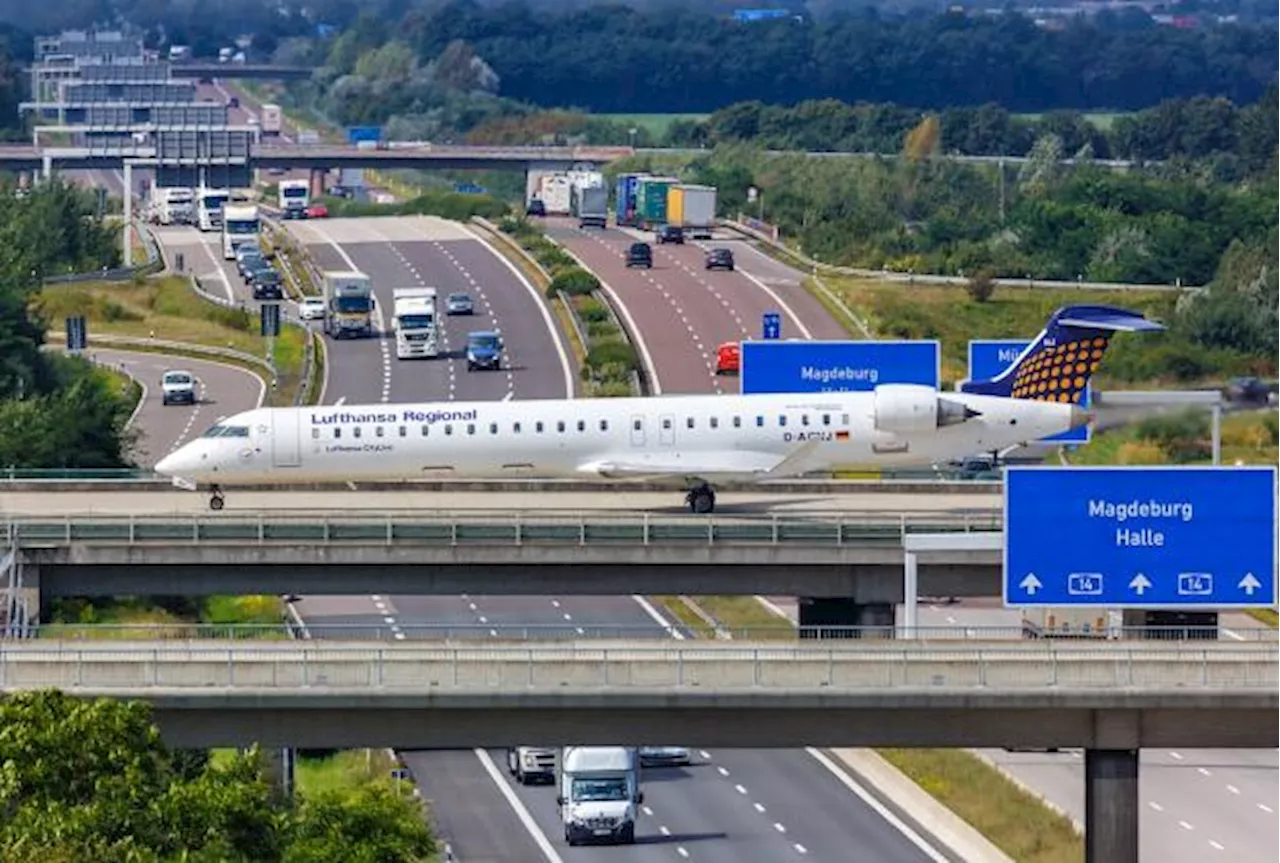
[655,224,684,244]
[705,248,735,271]
[251,269,284,300]
[625,242,653,268]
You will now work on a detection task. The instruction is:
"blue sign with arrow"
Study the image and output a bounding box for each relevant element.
[1004,466,1277,608]
[762,312,781,340]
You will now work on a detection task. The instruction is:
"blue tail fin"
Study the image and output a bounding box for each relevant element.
[961,305,1164,403]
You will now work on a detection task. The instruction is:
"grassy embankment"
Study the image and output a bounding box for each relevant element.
[597,113,710,138]
[675,596,1085,863]
[35,275,311,407]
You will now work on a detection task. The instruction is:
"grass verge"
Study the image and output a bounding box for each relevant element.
[42,595,288,639]
[35,275,309,407]
[819,275,1179,384]
[651,597,716,637]
[1064,409,1278,467]
[877,749,1084,863]
[1246,608,1279,626]
[674,594,1084,860]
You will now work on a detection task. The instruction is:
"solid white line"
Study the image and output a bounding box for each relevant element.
[735,267,813,339]
[804,748,950,863]
[1221,628,1244,641]
[754,596,790,620]
[473,748,565,863]
[459,220,575,399]
[193,230,236,302]
[631,595,684,640]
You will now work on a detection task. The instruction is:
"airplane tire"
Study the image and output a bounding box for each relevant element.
[209,496,225,511]
[688,487,715,514]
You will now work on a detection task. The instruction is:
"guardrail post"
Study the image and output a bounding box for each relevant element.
[754,648,761,686]
[977,649,986,687]
[603,648,610,686]
[514,514,522,546]
[643,514,650,545]
[377,648,384,687]
[528,648,534,687]
[192,516,199,545]
[385,517,393,546]
[579,517,586,546]
[450,522,457,547]
[771,514,779,545]
[302,647,308,688]
[129,515,136,544]
[228,649,234,687]
[677,648,683,686]
[1201,648,1208,686]
[152,648,158,686]
[76,649,83,687]
[707,517,714,545]
[453,648,459,687]
[258,515,264,544]
[323,521,330,543]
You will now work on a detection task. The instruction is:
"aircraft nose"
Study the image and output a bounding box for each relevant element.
[154,450,184,476]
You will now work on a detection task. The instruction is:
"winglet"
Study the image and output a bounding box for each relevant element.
[960,305,1163,403]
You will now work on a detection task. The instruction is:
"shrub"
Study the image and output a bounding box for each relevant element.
[1135,408,1211,462]
[586,320,619,340]
[585,341,637,371]
[576,299,610,323]
[966,269,997,303]
[548,267,601,298]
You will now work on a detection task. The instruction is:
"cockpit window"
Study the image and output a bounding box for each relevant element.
[200,424,250,438]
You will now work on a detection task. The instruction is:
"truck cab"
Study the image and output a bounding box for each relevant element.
[392,287,439,358]
[556,746,642,846]
[322,270,375,339]
[507,747,556,784]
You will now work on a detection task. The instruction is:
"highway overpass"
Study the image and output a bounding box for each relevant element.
[168,63,313,81]
[8,509,1005,603]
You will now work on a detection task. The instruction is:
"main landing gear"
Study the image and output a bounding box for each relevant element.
[209,485,225,511]
[685,483,716,514]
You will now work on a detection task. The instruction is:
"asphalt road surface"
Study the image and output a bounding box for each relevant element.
[87,348,264,467]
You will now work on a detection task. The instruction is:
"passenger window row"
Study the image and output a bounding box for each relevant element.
[310,413,852,441]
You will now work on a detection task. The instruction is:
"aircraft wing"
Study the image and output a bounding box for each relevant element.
[578,444,822,481]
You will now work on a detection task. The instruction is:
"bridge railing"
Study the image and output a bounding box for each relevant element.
[0,509,1003,546]
[1,642,1274,691]
[29,622,1280,643]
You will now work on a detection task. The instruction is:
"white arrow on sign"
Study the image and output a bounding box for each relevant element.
[1019,573,1042,595]
[1239,573,1262,595]
[1129,574,1152,596]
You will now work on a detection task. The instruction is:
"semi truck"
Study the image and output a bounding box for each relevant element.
[196,188,230,232]
[614,173,647,227]
[666,184,717,238]
[637,177,680,229]
[277,179,310,219]
[556,746,642,846]
[260,104,283,136]
[147,187,194,225]
[322,271,375,339]
[536,174,572,215]
[391,287,439,358]
[220,203,260,259]
[571,183,608,228]
[507,746,556,784]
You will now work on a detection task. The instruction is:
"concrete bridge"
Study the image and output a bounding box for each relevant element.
[6,509,1002,604]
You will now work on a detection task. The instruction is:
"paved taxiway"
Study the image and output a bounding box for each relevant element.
[87,348,263,467]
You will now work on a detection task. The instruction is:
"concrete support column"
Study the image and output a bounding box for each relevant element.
[255,746,295,801]
[1085,748,1139,863]
[41,155,52,181]
[1211,403,1221,465]
[310,168,326,198]
[798,598,894,639]
[122,162,133,268]
[16,171,29,190]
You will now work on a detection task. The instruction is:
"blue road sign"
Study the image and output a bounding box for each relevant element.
[968,339,1090,443]
[762,312,781,340]
[260,303,281,338]
[346,126,382,144]
[741,340,939,394]
[1004,466,1277,608]
[65,315,87,352]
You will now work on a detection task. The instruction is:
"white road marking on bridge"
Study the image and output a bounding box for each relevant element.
[793,844,807,854]
[659,826,670,836]
[1208,840,1225,851]
[1169,751,1184,760]
[675,848,689,859]
[1178,820,1194,830]
[1149,801,1164,812]
[699,750,711,760]
[1258,803,1274,814]
[735,784,747,795]
[716,766,730,777]
[773,823,786,833]
[1198,767,1212,776]
[1226,784,1240,795]
[753,802,766,813]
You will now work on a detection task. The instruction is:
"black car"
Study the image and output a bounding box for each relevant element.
[705,248,735,271]
[1224,376,1273,405]
[251,269,284,300]
[525,198,546,217]
[655,224,684,244]
[625,242,653,268]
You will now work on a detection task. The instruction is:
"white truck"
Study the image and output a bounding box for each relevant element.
[147,187,194,225]
[261,104,283,136]
[322,271,375,339]
[391,287,438,358]
[196,187,230,232]
[277,179,310,219]
[1021,608,1122,639]
[221,203,260,259]
[556,746,642,846]
[536,174,572,215]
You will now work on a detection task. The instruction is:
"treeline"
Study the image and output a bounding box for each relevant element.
[0,179,134,470]
[616,144,1276,288]
[0,690,437,861]
[657,88,1279,178]
[399,1,1275,113]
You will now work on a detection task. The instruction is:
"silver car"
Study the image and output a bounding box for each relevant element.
[297,297,326,321]
[639,747,691,767]
[446,292,474,315]
[161,369,196,406]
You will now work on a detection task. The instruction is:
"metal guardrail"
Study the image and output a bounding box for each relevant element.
[724,219,1197,292]
[46,331,275,377]
[0,510,1003,546]
[42,217,163,284]
[1,642,1274,691]
[32,623,1280,643]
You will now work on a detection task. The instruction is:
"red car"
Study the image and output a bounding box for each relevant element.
[715,342,740,375]
[304,203,328,219]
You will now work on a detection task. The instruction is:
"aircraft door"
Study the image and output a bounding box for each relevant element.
[658,414,675,447]
[629,415,646,447]
[272,409,302,468]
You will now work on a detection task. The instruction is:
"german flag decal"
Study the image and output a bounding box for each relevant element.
[835,430,850,441]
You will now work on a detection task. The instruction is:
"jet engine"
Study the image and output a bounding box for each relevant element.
[873,384,981,435]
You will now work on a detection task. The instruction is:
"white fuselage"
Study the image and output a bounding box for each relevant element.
[155,387,1082,487]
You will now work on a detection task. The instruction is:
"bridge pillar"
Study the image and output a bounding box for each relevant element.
[16,170,29,190]
[1085,749,1139,863]
[310,168,326,198]
[253,746,295,800]
[122,162,134,268]
[797,598,894,638]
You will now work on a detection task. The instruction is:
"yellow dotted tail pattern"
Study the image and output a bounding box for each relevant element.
[1008,336,1108,403]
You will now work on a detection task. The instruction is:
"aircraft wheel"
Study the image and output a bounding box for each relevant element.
[687,486,715,514]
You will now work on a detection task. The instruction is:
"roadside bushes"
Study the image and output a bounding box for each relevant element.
[547,267,600,298]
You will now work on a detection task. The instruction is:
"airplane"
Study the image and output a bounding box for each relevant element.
[154,305,1164,513]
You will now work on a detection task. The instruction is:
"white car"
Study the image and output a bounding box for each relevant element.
[297,297,326,321]
[160,370,196,406]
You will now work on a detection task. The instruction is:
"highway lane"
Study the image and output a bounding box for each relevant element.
[87,348,264,467]
[150,224,248,306]
[282,213,610,861]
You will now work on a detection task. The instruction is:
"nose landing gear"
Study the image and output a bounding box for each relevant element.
[209,485,225,511]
